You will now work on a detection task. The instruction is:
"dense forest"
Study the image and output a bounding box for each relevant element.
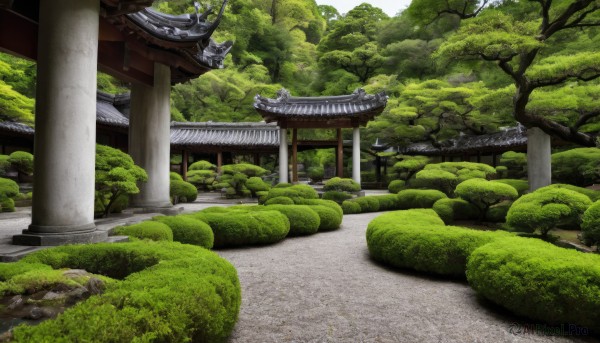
[1,0,599,149]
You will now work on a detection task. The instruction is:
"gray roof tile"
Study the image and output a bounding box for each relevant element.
[170,122,279,148]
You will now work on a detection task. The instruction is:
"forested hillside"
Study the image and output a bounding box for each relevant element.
[1,0,599,148]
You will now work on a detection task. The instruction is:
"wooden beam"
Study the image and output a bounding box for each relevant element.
[292,128,298,183]
[217,151,223,174]
[337,128,343,178]
[0,10,37,60]
[182,150,189,181]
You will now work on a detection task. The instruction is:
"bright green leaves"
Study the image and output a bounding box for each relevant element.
[527,52,600,85]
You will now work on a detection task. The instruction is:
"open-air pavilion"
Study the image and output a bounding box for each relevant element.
[1,0,231,246]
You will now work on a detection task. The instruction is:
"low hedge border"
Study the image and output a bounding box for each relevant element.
[6,241,241,342]
[153,215,214,249]
[113,221,173,242]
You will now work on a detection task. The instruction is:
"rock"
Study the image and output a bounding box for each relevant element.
[25,306,44,320]
[62,269,90,279]
[85,278,105,295]
[7,295,23,310]
[0,330,13,342]
[65,287,89,305]
[42,291,66,301]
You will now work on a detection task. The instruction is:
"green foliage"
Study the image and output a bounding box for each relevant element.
[192,209,289,248]
[307,166,324,182]
[391,156,429,181]
[414,169,458,195]
[545,183,600,202]
[322,191,353,204]
[432,198,479,224]
[499,151,527,179]
[387,179,406,193]
[265,196,295,205]
[506,184,593,237]
[222,163,268,177]
[342,200,362,214]
[304,205,342,232]
[347,196,380,213]
[323,177,360,192]
[467,237,600,331]
[187,169,218,191]
[552,148,600,186]
[245,176,271,197]
[1,198,15,212]
[153,215,214,249]
[0,177,19,200]
[491,179,529,196]
[95,145,148,217]
[113,221,173,242]
[170,180,198,203]
[169,172,183,181]
[262,204,320,236]
[188,160,216,171]
[293,198,343,218]
[397,189,448,209]
[455,179,518,221]
[423,162,496,182]
[264,184,318,202]
[13,241,241,341]
[485,201,513,223]
[582,201,600,247]
[367,209,513,277]
[8,151,33,175]
[0,154,11,177]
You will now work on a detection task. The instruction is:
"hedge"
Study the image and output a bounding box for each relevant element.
[371,195,400,211]
[455,179,518,221]
[9,241,241,342]
[169,172,183,181]
[322,191,353,204]
[293,198,343,218]
[498,151,527,179]
[552,147,600,186]
[485,201,513,223]
[467,237,600,331]
[423,162,496,182]
[263,205,320,236]
[432,198,478,224]
[170,180,198,203]
[191,209,289,248]
[548,183,600,202]
[0,177,19,200]
[246,177,271,196]
[187,170,217,191]
[305,205,342,232]
[366,209,512,277]
[265,196,295,205]
[582,201,600,247]
[397,189,447,209]
[342,200,361,214]
[387,180,406,194]
[323,177,360,192]
[113,221,173,242]
[348,196,380,213]
[263,184,318,202]
[1,198,15,212]
[153,215,214,249]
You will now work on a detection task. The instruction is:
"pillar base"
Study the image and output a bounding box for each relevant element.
[129,200,173,209]
[13,227,107,246]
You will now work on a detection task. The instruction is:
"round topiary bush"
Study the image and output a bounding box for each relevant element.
[485,201,513,223]
[263,184,318,202]
[0,177,19,200]
[370,194,400,211]
[293,198,343,218]
[8,151,34,175]
[582,201,600,247]
[246,177,271,197]
[467,237,600,331]
[491,179,529,195]
[113,221,173,241]
[323,177,360,192]
[322,191,353,204]
[187,170,217,191]
[263,204,320,236]
[499,151,527,179]
[506,185,592,237]
[397,189,447,209]
[1,198,15,212]
[153,215,214,249]
[170,180,198,203]
[455,179,518,221]
[265,196,295,205]
[387,179,406,194]
[414,169,458,195]
[11,241,241,342]
[307,205,342,232]
[349,196,380,213]
[342,200,362,214]
[170,172,183,181]
[552,147,600,186]
[423,162,497,182]
[188,160,216,171]
[432,198,479,224]
[192,209,289,248]
[366,209,513,277]
[290,184,319,199]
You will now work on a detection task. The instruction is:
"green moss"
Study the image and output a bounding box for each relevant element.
[370,194,400,211]
[397,189,447,209]
[387,179,406,193]
[293,198,343,217]
[262,205,320,236]
[246,177,271,196]
[113,221,173,242]
[467,237,600,331]
[170,180,198,203]
[323,177,360,192]
[582,201,600,247]
[153,215,214,249]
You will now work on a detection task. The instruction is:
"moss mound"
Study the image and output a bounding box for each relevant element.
[113,221,173,242]
[153,215,214,248]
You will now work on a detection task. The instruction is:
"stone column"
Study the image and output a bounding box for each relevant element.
[527,127,552,191]
[279,128,288,183]
[14,0,105,245]
[352,127,361,185]
[129,63,172,208]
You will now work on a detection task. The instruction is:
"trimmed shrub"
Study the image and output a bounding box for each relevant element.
[387,179,406,193]
[397,189,447,209]
[306,205,342,232]
[256,191,269,204]
[293,198,343,217]
[264,184,318,202]
[274,183,292,188]
[552,147,600,186]
[342,200,361,214]
[371,194,400,211]
[192,210,289,248]
[414,169,458,195]
[246,176,271,197]
[495,166,508,178]
[506,185,592,237]
[366,209,512,277]
[348,196,380,213]
[582,201,600,247]
[8,151,33,175]
[455,179,518,221]
[548,183,600,202]
[188,160,216,171]
[1,198,15,212]
[113,221,173,241]
[0,177,19,200]
[263,204,320,236]
[221,163,268,177]
[467,237,600,331]
[423,162,497,182]
[153,215,214,249]
[485,201,513,223]
[170,180,198,203]
[12,241,241,342]
[290,184,319,199]
[323,177,360,192]
[170,172,183,181]
[265,196,295,205]
[392,155,430,180]
[492,179,529,195]
[0,154,11,176]
[432,198,479,224]
[187,169,217,191]
[498,151,527,179]
[307,166,324,183]
[322,191,353,204]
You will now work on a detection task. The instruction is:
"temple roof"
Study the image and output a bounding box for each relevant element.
[97,92,130,128]
[254,88,388,128]
[0,121,34,136]
[170,122,280,151]
[400,126,528,155]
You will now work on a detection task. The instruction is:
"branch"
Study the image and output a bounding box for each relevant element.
[573,110,600,130]
[542,0,598,38]
[530,69,600,89]
[516,111,597,146]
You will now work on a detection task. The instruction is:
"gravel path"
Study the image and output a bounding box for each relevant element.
[218,212,598,343]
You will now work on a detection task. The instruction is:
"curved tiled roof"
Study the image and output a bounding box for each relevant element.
[171,122,280,149]
[254,88,388,123]
[96,92,130,128]
[0,121,34,135]
[401,126,528,155]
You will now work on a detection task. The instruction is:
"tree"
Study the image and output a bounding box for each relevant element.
[455,178,518,221]
[95,145,148,218]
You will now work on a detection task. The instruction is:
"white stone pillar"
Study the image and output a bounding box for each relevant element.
[14,0,105,245]
[352,127,361,185]
[279,128,288,183]
[527,127,552,191]
[129,63,172,208]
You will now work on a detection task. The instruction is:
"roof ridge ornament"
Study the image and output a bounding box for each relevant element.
[276,88,291,102]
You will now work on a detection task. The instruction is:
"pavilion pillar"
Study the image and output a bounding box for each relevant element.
[336,128,343,178]
[292,129,298,183]
[129,63,172,208]
[217,151,223,174]
[279,128,289,183]
[181,150,189,181]
[254,153,260,166]
[352,127,361,185]
[527,127,552,191]
[14,0,105,245]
